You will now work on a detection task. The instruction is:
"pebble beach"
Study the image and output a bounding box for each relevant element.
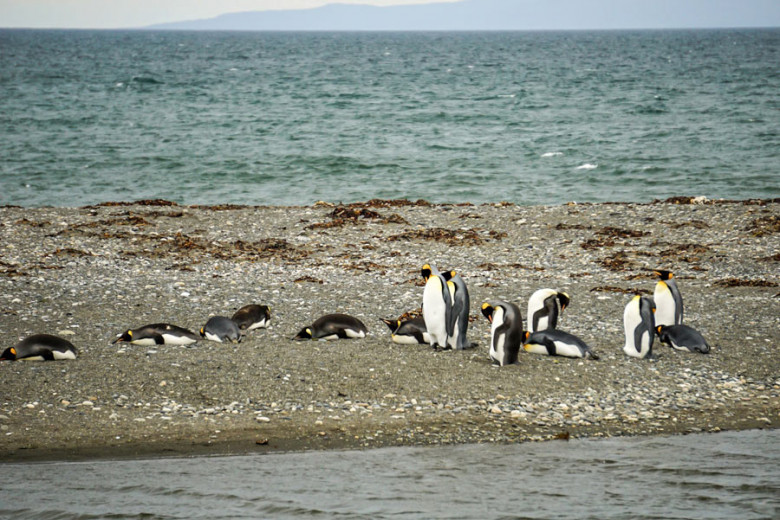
[1,198,778,462]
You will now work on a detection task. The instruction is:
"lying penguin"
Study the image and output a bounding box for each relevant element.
[231,304,270,331]
[656,325,710,353]
[1,334,78,361]
[523,329,599,360]
[382,316,430,345]
[200,316,241,344]
[113,323,199,346]
[293,314,367,341]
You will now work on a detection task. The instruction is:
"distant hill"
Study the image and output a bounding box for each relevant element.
[148,0,780,31]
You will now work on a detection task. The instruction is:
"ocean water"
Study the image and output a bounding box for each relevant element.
[1,29,778,207]
[1,429,778,519]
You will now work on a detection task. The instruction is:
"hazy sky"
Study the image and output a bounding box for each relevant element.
[0,0,456,29]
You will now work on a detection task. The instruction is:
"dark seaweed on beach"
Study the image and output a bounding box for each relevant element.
[746,215,780,237]
[714,278,778,288]
[307,206,409,230]
[596,226,650,239]
[294,275,324,284]
[387,227,486,246]
[350,198,432,208]
[599,251,637,271]
[590,286,651,295]
[90,199,179,207]
[757,253,780,262]
[14,218,49,227]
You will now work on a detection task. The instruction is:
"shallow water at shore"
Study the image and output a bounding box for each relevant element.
[2,429,778,519]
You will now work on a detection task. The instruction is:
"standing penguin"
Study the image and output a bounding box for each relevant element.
[1,334,78,361]
[656,325,710,354]
[653,270,683,326]
[446,271,472,350]
[526,289,570,333]
[481,300,523,366]
[200,316,242,344]
[421,264,453,349]
[623,295,656,359]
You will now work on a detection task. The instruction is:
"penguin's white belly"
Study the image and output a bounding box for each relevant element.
[203,331,224,343]
[490,332,506,364]
[344,329,365,339]
[53,350,77,360]
[489,308,505,363]
[536,316,550,332]
[654,291,676,327]
[318,334,340,341]
[162,334,196,346]
[524,343,549,356]
[19,355,45,361]
[245,320,268,331]
[552,340,583,358]
[392,334,422,345]
[423,284,447,346]
[130,338,158,346]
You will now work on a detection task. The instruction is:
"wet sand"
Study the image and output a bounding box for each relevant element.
[1,198,778,462]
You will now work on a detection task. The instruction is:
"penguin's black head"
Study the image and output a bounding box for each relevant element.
[522,331,531,343]
[292,327,313,341]
[421,264,432,281]
[0,347,17,361]
[480,302,494,322]
[382,319,399,333]
[199,327,206,338]
[558,292,571,311]
[653,269,674,280]
[112,330,133,344]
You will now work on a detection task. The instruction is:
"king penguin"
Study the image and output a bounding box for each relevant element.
[112,323,199,346]
[382,316,431,345]
[293,314,367,341]
[446,271,473,350]
[231,304,270,331]
[481,300,523,366]
[200,316,242,344]
[623,295,656,359]
[653,270,683,326]
[1,334,78,361]
[656,324,710,354]
[526,288,570,333]
[523,329,599,359]
[421,264,453,349]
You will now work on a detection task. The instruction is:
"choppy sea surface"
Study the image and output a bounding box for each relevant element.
[1,29,778,207]
[1,429,778,519]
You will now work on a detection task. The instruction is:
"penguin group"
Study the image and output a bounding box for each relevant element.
[2,262,710,364]
[623,270,711,358]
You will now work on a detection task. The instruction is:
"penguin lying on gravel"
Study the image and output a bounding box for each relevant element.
[293,314,368,341]
[1,334,78,361]
[382,316,430,345]
[200,316,241,344]
[656,325,710,353]
[112,323,199,346]
[523,329,599,360]
[231,304,270,331]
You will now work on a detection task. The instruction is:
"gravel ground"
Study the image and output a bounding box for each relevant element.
[0,198,778,462]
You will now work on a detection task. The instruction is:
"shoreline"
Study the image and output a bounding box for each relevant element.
[1,198,778,463]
